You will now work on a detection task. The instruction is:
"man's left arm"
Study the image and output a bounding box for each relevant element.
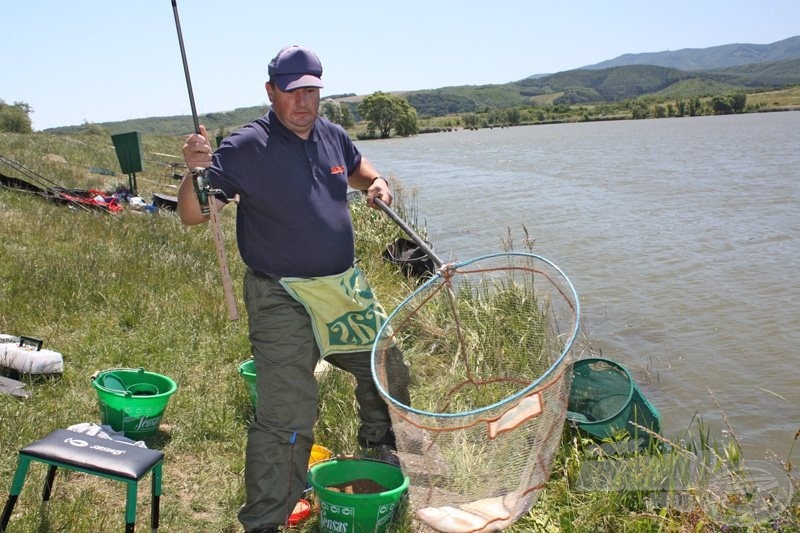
[348,157,393,208]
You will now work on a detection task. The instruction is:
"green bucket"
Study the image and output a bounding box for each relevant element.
[308,458,409,533]
[238,359,257,407]
[91,368,178,439]
[567,357,661,444]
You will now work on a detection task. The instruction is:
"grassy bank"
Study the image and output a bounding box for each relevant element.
[1,132,797,531]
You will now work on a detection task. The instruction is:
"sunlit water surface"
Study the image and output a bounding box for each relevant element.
[357,111,800,460]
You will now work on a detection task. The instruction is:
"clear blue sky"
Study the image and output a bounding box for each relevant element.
[4,0,798,131]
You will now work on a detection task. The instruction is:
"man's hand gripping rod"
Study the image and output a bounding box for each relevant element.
[172,0,239,321]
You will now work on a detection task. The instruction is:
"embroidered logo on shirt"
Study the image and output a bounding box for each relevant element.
[330,165,345,175]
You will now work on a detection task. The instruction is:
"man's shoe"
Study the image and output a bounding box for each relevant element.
[375,443,401,467]
[361,428,400,467]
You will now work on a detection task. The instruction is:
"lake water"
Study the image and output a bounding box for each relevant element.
[356,111,800,460]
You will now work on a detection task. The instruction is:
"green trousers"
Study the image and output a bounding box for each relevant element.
[237,270,394,530]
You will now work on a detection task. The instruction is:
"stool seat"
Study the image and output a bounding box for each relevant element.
[20,429,163,480]
[1,429,164,532]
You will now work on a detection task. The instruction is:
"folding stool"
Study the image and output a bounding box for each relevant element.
[1,429,163,532]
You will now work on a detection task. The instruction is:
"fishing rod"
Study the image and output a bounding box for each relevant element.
[0,154,94,212]
[171,0,239,321]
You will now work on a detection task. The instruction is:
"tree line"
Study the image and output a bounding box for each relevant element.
[320,91,755,138]
[0,90,757,136]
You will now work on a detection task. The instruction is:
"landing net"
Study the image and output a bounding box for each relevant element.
[372,252,579,532]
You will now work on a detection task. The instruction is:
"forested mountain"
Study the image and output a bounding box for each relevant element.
[581,35,800,71]
[703,57,800,86]
[405,57,800,115]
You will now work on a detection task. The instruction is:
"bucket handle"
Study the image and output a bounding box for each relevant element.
[91,367,145,378]
[91,368,147,397]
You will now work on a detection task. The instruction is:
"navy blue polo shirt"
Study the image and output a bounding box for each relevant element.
[207,111,362,278]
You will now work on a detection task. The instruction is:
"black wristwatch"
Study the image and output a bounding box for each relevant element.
[370,176,387,186]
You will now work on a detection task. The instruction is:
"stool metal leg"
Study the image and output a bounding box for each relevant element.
[151,463,162,532]
[1,455,32,532]
[125,480,138,533]
[42,465,58,501]
[0,497,14,533]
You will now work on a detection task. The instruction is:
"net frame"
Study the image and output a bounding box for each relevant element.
[371,252,580,532]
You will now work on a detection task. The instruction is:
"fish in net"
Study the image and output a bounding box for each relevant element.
[372,201,580,533]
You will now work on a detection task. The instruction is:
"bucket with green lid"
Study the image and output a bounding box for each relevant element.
[92,367,178,439]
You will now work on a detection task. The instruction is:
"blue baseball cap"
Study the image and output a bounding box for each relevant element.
[268,45,324,91]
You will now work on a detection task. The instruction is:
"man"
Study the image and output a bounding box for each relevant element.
[179,45,398,533]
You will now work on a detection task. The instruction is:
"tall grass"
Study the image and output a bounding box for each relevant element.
[1,132,797,531]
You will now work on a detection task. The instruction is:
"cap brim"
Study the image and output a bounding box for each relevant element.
[274,74,324,91]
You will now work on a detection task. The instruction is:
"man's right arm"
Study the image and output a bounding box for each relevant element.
[177,124,225,225]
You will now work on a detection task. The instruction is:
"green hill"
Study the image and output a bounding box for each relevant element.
[47,106,269,136]
[703,57,800,87]
[583,35,800,70]
[404,58,800,116]
[650,78,741,99]
[518,65,696,101]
